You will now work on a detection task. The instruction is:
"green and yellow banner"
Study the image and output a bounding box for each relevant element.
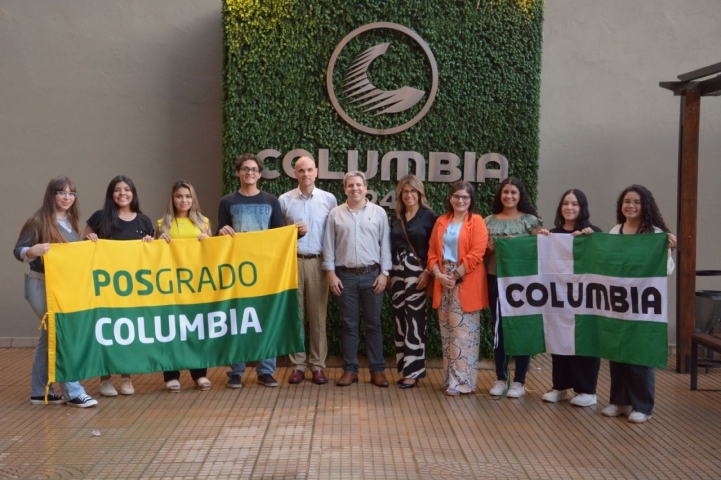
[44,226,302,382]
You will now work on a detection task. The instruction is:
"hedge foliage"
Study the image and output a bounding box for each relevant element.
[222,0,544,359]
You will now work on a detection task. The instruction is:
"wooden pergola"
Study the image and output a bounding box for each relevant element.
[660,62,721,373]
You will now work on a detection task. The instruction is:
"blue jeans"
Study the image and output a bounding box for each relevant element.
[227,358,276,378]
[336,269,385,373]
[25,275,86,399]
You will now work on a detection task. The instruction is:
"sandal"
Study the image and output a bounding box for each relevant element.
[195,377,211,391]
[165,379,181,392]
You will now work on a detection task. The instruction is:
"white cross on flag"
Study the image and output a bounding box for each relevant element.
[496,233,669,368]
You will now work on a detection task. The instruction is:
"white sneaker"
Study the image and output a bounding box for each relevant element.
[628,411,652,423]
[601,404,632,417]
[541,389,568,403]
[119,377,135,395]
[570,393,597,407]
[489,380,506,396]
[506,382,525,398]
[99,379,118,397]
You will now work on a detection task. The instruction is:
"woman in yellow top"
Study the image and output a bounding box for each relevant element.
[157,180,212,391]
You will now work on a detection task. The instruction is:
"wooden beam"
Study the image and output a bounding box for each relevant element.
[677,62,721,82]
[660,80,702,96]
[676,88,700,373]
[699,74,721,96]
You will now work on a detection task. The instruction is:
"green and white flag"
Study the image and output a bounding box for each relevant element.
[496,233,669,368]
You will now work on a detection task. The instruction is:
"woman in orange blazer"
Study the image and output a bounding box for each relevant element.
[427,181,489,396]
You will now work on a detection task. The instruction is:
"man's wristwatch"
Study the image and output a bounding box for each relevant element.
[382,270,390,277]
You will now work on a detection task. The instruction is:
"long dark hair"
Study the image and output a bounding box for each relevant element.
[444,181,477,220]
[615,184,669,233]
[16,176,80,245]
[554,189,593,231]
[491,177,537,216]
[99,175,142,239]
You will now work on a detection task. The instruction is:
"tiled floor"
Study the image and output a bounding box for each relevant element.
[2,349,721,479]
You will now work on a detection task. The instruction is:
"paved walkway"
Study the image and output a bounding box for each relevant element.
[1,349,721,479]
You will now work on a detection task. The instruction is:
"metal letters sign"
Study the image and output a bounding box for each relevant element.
[326,22,438,136]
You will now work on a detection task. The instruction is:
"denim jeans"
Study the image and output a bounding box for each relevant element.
[25,275,86,399]
[228,358,276,378]
[336,269,385,373]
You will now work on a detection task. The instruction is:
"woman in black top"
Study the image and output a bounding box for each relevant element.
[542,189,602,407]
[390,175,437,388]
[84,175,154,397]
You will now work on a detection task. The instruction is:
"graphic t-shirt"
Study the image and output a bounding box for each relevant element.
[217,191,284,233]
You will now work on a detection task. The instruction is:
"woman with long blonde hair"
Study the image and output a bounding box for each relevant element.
[157,180,212,391]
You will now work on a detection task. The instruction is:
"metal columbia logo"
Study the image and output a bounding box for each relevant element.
[326,22,438,136]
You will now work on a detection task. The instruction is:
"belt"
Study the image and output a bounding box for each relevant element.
[336,264,380,275]
[297,253,322,259]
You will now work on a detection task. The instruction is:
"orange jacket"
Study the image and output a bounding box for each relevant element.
[427,213,489,312]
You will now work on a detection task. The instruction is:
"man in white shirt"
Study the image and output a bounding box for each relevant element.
[279,156,337,385]
[323,171,392,388]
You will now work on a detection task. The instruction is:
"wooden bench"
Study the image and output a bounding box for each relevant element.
[690,333,721,390]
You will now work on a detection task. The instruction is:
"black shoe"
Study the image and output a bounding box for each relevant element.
[258,373,279,387]
[30,393,66,405]
[67,394,98,408]
[399,379,418,389]
[226,375,243,389]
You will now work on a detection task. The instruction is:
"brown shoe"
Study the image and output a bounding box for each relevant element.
[336,371,359,387]
[312,370,328,385]
[288,369,305,384]
[371,371,389,388]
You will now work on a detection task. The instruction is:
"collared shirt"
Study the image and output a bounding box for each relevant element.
[322,201,392,272]
[278,187,337,255]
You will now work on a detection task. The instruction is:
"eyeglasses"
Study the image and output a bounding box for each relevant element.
[56,191,77,198]
[622,200,641,206]
[401,189,418,196]
[451,194,471,202]
[239,167,260,174]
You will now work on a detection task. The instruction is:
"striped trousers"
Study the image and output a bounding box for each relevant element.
[391,250,428,380]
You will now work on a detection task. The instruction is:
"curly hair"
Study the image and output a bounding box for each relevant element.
[554,189,593,231]
[615,184,669,233]
[491,177,537,216]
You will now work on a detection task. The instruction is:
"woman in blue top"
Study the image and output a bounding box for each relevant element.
[13,176,98,407]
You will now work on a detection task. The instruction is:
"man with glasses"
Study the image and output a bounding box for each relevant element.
[218,152,284,389]
[323,171,392,388]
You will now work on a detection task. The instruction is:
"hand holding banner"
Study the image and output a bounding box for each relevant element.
[496,233,669,368]
[44,226,303,382]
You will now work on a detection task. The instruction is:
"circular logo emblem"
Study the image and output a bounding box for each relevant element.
[326,22,438,136]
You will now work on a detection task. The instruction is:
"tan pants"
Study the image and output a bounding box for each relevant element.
[290,256,329,371]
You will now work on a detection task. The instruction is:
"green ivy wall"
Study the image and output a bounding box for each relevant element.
[222,0,544,359]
